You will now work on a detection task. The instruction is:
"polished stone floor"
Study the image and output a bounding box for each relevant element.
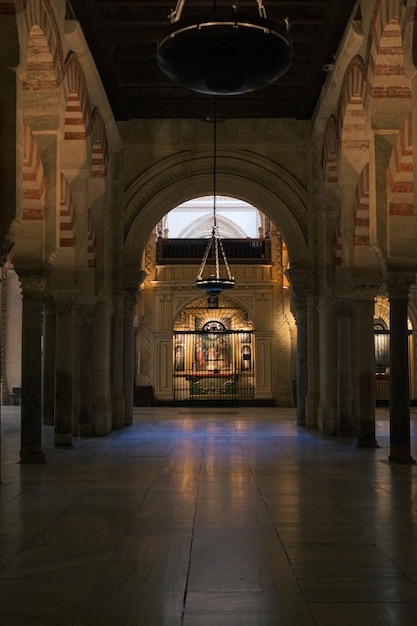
[1,406,417,625]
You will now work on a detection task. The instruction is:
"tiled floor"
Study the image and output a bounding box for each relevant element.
[1,406,417,625]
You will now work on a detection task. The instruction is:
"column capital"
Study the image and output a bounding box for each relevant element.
[19,274,47,300]
[353,282,381,301]
[336,297,355,317]
[384,271,415,299]
[52,291,77,313]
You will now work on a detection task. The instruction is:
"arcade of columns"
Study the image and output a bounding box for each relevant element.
[1,0,417,482]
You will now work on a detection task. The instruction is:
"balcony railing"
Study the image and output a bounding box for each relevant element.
[156,238,271,264]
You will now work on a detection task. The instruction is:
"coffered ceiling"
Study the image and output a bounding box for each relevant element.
[68,0,359,121]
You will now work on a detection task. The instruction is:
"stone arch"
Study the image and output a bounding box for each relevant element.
[172,293,256,330]
[59,173,76,249]
[352,163,379,272]
[321,116,342,285]
[91,109,109,179]
[87,109,110,297]
[21,123,45,221]
[124,150,309,274]
[386,112,416,263]
[62,53,92,170]
[337,56,369,273]
[178,213,248,238]
[24,0,64,87]
[365,2,411,129]
[22,0,64,130]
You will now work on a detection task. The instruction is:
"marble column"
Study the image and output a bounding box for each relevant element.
[19,274,46,463]
[293,293,307,425]
[354,287,378,448]
[336,299,354,434]
[285,269,309,426]
[53,292,75,446]
[111,290,125,429]
[123,289,138,427]
[92,301,113,436]
[305,288,319,428]
[78,303,95,436]
[41,298,56,425]
[386,273,415,464]
[317,295,337,435]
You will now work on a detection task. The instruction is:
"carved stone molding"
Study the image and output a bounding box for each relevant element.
[384,272,415,299]
[336,298,355,317]
[52,292,77,314]
[19,274,47,301]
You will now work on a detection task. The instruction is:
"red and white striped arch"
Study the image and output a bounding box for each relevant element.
[353,164,370,247]
[22,123,45,220]
[63,54,92,141]
[23,0,64,91]
[59,173,75,248]
[91,109,109,178]
[387,112,413,217]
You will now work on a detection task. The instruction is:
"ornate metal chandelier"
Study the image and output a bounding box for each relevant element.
[157,0,292,96]
[195,103,235,297]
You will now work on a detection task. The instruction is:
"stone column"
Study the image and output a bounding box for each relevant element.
[53,292,76,446]
[305,288,319,428]
[336,299,354,434]
[123,289,138,426]
[92,301,113,436]
[41,297,56,425]
[19,274,46,463]
[286,269,309,426]
[111,290,125,429]
[317,295,337,435]
[386,272,415,463]
[293,293,307,425]
[78,303,95,436]
[353,286,379,448]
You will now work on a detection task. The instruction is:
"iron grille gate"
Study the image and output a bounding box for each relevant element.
[374,330,415,403]
[173,331,255,401]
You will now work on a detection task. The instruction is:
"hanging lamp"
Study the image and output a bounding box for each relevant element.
[195,101,235,297]
[157,0,292,96]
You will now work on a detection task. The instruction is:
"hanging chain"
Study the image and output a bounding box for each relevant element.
[169,0,185,23]
[170,1,274,22]
[213,97,217,231]
[256,0,267,19]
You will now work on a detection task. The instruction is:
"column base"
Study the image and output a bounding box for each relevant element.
[20,450,46,464]
[356,438,380,448]
[389,455,416,464]
[54,433,73,446]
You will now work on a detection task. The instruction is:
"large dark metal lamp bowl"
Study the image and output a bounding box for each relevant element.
[195,277,236,295]
[157,13,292,95]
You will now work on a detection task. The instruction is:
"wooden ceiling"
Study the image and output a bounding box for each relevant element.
[68,0,359,121]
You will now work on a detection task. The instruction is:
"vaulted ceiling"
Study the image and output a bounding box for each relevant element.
[68,0,359,121]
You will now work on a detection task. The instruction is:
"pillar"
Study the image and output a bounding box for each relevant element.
[286,269,309,426]
[353,287,378,448]
[293,293,307,425]
[53,292,75,446]
[111,290,125,429]
[305,288,319,428]
[19,274,46,463]
[41,297,56,425]
[317,295,337,435]
[123,289,138,426]
[386,273,415,464]
[92,301,113,436]
[78,303,95,436]
[336,299,354,433]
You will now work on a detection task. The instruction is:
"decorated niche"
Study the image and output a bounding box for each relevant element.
[172,296,255,400]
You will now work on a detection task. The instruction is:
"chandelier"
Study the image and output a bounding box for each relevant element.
[157,0,292,96]
[195,102,235,297]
